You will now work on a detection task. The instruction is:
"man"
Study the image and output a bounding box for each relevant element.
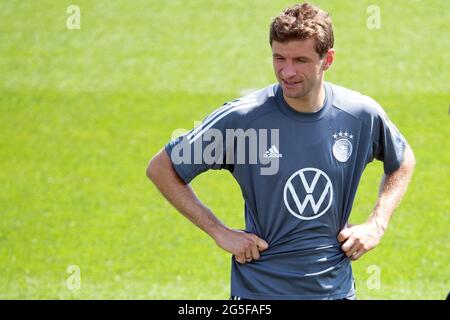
[147,3,415,300]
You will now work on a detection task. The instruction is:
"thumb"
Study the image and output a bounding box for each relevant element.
[256,238,269,251]
[338,228,352,243]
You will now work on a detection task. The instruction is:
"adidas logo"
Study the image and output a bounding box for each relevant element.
[263,145,282,158]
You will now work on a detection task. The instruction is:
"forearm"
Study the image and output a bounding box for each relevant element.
[147,150,228,240]
[147,149,269,262]
[339,145,415,259]
[368,144,416,232]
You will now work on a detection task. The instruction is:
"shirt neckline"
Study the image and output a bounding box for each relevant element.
[275,82,332,122]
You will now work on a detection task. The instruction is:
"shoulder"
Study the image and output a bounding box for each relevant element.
[186,85,277,144]
[205,84,278,126]
[328,83,387,124]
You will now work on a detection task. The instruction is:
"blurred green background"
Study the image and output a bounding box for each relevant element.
[0,0,449,299]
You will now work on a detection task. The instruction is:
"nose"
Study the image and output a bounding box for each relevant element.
[281,62,296,79]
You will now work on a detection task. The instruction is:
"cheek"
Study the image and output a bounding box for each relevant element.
[315,62,325,72]
[272,61,281,71]
[273,65,283,76]
[300,65,318,77]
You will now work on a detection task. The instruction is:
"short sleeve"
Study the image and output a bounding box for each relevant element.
[164,104,236,184]
[370,103,407,174]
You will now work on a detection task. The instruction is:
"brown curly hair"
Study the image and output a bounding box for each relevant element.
[270,3,334,57]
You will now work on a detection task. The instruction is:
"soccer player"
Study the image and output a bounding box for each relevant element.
[147,3,415,300]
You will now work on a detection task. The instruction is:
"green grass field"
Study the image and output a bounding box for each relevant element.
[0,0,449,299]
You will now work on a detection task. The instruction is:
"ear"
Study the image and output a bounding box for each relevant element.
[322,49,335,71]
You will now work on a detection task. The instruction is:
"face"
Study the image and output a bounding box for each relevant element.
[272,39,334,100]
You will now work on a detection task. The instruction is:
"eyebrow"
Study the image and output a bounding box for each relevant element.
[272,53,311,60]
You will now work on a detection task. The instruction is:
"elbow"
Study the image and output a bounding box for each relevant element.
[147,149,173,183]
[146,149,184,186]
[403,144,416,173]
[146,154,159,182]
[407,144,416,169]
[410,153,416,172]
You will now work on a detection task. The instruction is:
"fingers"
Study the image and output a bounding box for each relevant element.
[339,227,357,257]
[235,254,246,264]
[341,236,357,255]
[346,245,358,258]
[338,227,352,243]
[235,250,255,264]
[257,238,269,251]
[339,224,377,261]
[250,245,260,261]
[339,226,359,259]
[350,250,363,261]
[237,249,260,264]
[341,235,365,260]
[341,236,354,252]
[234,234,269,264]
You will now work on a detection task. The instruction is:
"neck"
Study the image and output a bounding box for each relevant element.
[284,82,325,113]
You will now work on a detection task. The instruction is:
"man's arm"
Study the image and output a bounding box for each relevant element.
[338,144,416,260]
[146,149,268,264]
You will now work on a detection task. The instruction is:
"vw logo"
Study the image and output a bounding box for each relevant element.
[283,168,333,220]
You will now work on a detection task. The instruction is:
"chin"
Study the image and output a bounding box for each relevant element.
[283,89,305,99]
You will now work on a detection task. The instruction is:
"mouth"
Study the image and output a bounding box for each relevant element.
[281,79,302,88]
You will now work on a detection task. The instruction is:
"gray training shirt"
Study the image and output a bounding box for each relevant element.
[165,82,406,300]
